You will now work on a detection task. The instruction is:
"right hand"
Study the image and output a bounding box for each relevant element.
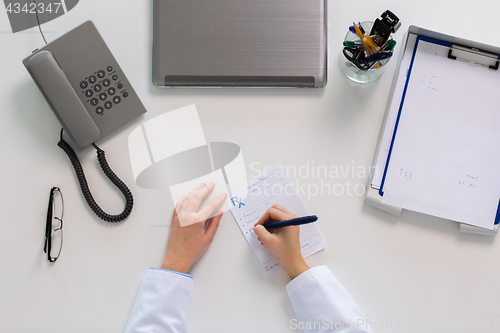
[253,204,310,280]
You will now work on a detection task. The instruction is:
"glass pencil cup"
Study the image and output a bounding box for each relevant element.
[340,21,391,83]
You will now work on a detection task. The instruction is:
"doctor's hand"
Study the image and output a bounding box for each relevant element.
[253,204,310,280]
[161,183,227,274]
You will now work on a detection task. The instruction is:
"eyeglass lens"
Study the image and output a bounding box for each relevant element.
[52,189,64,221]
[50,217,63,260]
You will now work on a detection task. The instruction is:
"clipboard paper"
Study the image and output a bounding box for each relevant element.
[380,36,500,230]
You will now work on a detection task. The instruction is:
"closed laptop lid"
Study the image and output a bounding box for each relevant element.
[153,0,327,87]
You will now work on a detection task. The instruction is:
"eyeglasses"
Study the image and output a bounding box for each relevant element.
[44,187,64,262]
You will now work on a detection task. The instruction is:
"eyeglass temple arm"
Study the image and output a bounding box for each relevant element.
[44,188,55,254]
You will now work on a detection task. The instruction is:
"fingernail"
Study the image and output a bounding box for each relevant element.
[219,192,227,198]
[216,210,223,216]
[209,182,215,187]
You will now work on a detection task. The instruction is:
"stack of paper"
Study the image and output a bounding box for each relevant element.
[381,38,500,230]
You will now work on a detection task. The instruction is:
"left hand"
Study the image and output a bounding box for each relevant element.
[161,183,227,274]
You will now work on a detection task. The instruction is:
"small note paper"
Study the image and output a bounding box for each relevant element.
[227,165,325,276]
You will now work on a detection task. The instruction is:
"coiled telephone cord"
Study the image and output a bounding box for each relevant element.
[57,129,133,222]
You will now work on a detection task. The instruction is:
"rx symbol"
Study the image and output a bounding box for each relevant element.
[231,197,245,208]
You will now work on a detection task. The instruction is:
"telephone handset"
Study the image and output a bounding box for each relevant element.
[28,50,100,147]
[23,21,147,222]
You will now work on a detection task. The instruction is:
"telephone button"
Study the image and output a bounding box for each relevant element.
[90,98,98,106]
[117,83,123,89]
[97,70,105,78]
[89,75,97,84]
[96,106,104,115]
[80,81,88,89]
[94,84,102,92]
[103,79,110,87]
[104,101,112,109]
[85,89,93,97]
[108,87,116,95]
[112,74,118,80]
[99,93,107,101]
[122,92,129,98]
[113,96,121,104]
[107,66,113,72]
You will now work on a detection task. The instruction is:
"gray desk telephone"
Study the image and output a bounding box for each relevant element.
[23,20,146,147]
[23,21,146,222]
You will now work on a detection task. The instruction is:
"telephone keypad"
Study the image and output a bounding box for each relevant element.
[81,65,130,115]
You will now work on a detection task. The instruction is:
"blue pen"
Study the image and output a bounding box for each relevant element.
[349,25,368,35]
[260,215,318,230]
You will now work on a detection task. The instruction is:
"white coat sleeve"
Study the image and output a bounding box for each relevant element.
[286,266,373,333]
[124,268,194,333]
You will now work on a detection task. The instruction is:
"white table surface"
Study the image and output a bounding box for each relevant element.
[1,1,500,332]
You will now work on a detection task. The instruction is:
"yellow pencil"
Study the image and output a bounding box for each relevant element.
[363,35,381,53]
[352,22,373,55]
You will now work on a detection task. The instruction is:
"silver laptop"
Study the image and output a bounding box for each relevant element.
[153,0,327,88]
